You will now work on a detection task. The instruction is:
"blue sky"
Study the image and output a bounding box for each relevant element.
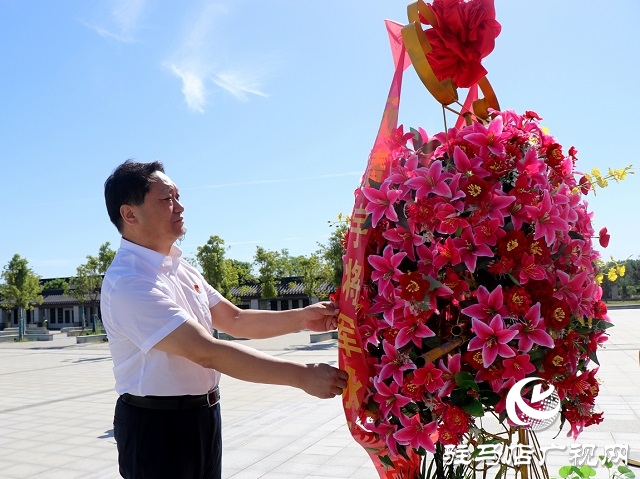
[1,0,638,279]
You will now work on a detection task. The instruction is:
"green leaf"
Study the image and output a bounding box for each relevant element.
[507,273,521,286]
[579,465,596,477]
[594,319,615,330]
[454,371,479,390]
[410,127,423,150]
[394,203,411,232]
[478,390,501,407]
[568,231,585,241]
[450,388,474,407]
[589,351,600,366]
[425,275,446,293]
[617,465,636,479]
[559,466,583,478]
[463,400,485,417]
[379,455,394,469]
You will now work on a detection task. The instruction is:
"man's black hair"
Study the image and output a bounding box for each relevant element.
[104,160,165,233]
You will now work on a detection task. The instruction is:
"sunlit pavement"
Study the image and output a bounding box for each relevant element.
[0,309,638,479]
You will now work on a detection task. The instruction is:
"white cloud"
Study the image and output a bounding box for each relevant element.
[211,71,268,102]
[164,2,272,112]
[168,65,207,113]
[81,0,147,43]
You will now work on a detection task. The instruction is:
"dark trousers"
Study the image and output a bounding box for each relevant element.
[114,396,222,479]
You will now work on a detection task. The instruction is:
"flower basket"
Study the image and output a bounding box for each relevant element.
[336,2,613,478]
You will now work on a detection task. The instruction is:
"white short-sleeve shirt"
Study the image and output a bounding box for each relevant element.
[101,238,222,396]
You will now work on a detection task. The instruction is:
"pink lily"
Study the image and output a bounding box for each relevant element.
[517,252,547,284]
[437,353,462,399]
[413,362,444,394]
[435,203,469,235]
[362,181,403,228]
[393,415,437,453]
[525,190,569,246]
[368,245,406,297]
[473,217,507,246]
[467,316,518,368]
[453,145,490,178]
[464,115,510,157]
[377,341,416,385]
[367,288,404,325]
[553,269,588,312]
[512,303,554,352]
[461,285,508,322]
[395,313,436,349]
[432,237,463,271]
[372,377,412,419]
[405,160,452,199]
[383,227,425,262]
[454,228,493,273]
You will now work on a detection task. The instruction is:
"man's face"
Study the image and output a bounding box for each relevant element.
[133,171,186,246]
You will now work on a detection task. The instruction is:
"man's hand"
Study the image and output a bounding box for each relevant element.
[300,301,340,332]
[300,363,349,399]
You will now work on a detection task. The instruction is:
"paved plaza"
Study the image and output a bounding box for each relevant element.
[0,308,639,479]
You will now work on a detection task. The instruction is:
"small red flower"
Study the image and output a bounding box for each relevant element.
[441,405,470,435]
[598,227,610,248]
[504,286,532,317]
[398,271,430,302]
[545,143,564,168]
[401,373,426,402]
[542,299,572,330]
[593,300,607,319]
[462,350,485,370]
[579,175,591,195]
[497,230,528,259]
[461,176,491,205]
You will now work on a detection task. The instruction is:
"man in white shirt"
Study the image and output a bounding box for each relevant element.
[101,160,348,479]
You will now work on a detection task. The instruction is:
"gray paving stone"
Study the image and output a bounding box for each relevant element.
[0,311,639,478]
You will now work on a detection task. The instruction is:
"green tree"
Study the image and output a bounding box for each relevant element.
[196,235,234,297]
[254,246,279,299]
[67,242,115,329]
[228,259,256,286]
[0,254,43,339]
[298,253,332,299]
[318,216,349,288]
[195,236,257,302]
[42,278,69,290]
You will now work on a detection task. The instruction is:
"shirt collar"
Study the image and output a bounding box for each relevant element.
[119,237,183,272]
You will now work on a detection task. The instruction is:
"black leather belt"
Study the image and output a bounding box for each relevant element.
[120,387,220,410]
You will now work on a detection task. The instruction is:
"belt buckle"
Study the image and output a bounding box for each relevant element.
[206,387,220,407]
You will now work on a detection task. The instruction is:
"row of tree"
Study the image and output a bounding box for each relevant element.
[0,219,349,327]
[4,223,635,327]
[193,218,347,301]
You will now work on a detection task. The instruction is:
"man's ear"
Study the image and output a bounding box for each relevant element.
[120,204,138,227]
